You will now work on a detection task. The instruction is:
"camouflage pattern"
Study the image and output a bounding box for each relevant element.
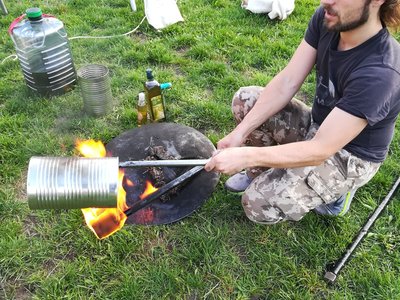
[232,86,381,224]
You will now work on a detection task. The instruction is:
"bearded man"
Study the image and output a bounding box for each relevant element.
[205,0,400,223]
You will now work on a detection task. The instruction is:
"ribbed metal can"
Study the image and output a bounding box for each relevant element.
[77,64,113,117]
[27,156,119,209]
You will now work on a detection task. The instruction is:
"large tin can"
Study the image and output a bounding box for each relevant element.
[27,156,119,209]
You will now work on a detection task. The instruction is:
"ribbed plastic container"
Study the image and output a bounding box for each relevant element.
[27,156,119,209]
[77,64,113,117]
[9,8,77,97]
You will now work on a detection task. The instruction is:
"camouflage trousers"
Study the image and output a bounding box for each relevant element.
[232,86,381,224]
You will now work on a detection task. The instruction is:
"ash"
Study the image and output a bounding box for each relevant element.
[145,145,180,202]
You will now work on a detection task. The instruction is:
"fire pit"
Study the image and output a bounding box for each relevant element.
[106,122,220,225]
[26,123,220,238]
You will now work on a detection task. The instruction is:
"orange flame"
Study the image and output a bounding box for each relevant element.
[76,139,128,240]
[126,178,135,187]
[140,181,158,200]
[76,139,107,158]
[76,139,158,239]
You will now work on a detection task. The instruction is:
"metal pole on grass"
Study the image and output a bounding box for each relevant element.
[324,176,400,283]
[0,0,8,15]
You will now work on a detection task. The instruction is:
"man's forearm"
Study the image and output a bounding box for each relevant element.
[245,140,329,169]
[206,139,329,175]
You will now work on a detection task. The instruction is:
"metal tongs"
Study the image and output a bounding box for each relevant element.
[119,159,210,216]
[118,159,210,168]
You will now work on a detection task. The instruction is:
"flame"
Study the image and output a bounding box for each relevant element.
[76,139,128,240]
[76,139,107,158]
[76,139,158,239]
[126,178,135,187]
[140,181,158,200]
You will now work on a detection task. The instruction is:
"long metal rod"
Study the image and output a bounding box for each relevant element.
[119,159,209,168]
[124,166,204,217]
[324,176,400,283]
[0,0,8,15]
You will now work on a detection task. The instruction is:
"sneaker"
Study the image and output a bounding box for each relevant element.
[225,171,253,193]
[313,189,357,216]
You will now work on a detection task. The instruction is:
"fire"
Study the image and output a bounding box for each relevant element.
[75,139,106,158]
[140,181,158,200]
[76,139,128,240]
[126,178,134,187]
[75,139,159,239]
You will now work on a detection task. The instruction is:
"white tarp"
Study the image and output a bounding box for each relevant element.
[241,0,295,20]
[144,0,184,30]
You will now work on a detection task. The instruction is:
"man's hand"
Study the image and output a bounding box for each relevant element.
[205,147,249,175]
[217,130,245,149]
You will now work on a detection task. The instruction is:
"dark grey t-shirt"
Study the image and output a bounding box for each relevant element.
[305,7,400,162]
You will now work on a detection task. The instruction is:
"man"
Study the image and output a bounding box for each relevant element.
[205,0,400,224]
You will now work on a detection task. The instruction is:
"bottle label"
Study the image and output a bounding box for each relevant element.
[137,109,147,126]
[151,95,165,121]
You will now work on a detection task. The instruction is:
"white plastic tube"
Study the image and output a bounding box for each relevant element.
[130,0,137,11]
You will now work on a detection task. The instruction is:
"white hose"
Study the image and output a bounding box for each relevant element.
[1,16,147,64]
[68,16,146,40]
[1,54,18,64]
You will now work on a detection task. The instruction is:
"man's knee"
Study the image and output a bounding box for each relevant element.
[232,86,263,121]
[241,193,285,224]
[241,186,312,224]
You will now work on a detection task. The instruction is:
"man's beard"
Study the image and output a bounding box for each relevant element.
[323,1,371,32]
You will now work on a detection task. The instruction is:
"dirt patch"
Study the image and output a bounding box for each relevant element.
[22,214,40,238]
[172,65,185,76]
[1,281,34,300]
[42,250,77,278]
[131,32,147,43]
[233,244,249,264]
[175,46,190,55]
[13,285,32,300]
[142,230,174,254]
[205,88,213,97]
[15,170,27,202]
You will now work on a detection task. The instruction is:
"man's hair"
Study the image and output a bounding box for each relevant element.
[380,0,400,30]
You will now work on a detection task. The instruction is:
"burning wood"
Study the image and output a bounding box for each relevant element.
[144,145,180,202]
[124,165,204,217]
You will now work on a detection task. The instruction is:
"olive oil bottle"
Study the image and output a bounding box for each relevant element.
[144,69,165,122]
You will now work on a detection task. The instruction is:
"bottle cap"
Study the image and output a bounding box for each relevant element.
[26,7,43,20]
[146,69,154,80]
[160,82,172,90]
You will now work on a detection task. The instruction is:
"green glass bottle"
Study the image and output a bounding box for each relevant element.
[144,69,165,122]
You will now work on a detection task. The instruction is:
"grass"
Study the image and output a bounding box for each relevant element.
[1,0,400,299]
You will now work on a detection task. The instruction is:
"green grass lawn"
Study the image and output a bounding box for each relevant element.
[1,0,400,299]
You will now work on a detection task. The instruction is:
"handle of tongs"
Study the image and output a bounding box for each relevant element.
[119,159,210,168]
[124,165,204,216]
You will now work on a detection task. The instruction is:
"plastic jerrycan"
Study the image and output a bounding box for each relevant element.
[9,7,77,97]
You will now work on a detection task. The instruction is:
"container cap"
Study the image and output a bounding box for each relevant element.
[26,7,42,19]
[160,82,172,90]
[146,68,154,80]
